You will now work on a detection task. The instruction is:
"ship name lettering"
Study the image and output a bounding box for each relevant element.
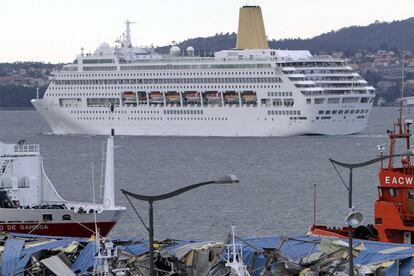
[6,225,16,231]
[385,176,413,185]
[20,224,49,231]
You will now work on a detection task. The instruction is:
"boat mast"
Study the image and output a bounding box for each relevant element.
[387,46,411,169]
[103,129,115,209]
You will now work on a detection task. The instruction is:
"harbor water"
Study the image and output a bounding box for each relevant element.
[0,107,408,240]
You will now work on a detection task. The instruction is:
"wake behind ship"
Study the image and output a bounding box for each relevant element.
[32,6,375,136]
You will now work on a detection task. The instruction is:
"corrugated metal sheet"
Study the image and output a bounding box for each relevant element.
[22,239,83,256]
[120,242,149,256]
[1,239,25,276]
[15,239,81,275]
[234,235,414,275]
[71,242,96,274]
[163,241,210,259]
[41,255,76,276]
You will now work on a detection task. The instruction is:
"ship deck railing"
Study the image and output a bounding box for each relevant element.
[43,200,124,211]
[13,144,40,154]
[0,144,40,156]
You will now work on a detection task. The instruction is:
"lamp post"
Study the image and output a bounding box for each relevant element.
[121,174,239,276]
[346,210,363,276]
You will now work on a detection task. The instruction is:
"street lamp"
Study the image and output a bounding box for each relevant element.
[346,210,363,276]
[121,174,239,276]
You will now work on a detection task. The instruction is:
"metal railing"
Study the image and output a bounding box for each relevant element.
[13,144,40,153]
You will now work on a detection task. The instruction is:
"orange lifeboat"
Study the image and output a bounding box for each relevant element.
[204,92,221,102]
[166,92,180,103]
[223,92,239,103]
[241,92,257,103]
[149,92,163,102]
[184,92,200,102]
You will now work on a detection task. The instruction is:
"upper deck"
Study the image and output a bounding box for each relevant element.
[58,41,349,74]
[0,142,40,157]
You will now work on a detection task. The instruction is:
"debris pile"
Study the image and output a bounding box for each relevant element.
[1,232,414,275]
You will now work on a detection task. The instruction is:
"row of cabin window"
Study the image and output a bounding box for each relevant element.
[316,116,365,120]
[59,70,275,78]
[52,77,282,85]
[77,117,228,121]
[48,83,281,93]
[71,110,128,114]
[318,109,369,115]
[268,110,301,116]
[261,99,294,107]
[302,91,374,96]
[164,110,204,115]
[307,97,374,104]
[119,63,272,70]
[268,92,293,97]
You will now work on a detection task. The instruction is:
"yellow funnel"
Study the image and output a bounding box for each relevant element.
[236,6,269,49]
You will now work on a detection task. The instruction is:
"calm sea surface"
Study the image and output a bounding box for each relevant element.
[0,107,409,240]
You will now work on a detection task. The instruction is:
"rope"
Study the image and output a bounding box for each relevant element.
[125,208,149,239]
[69,215,104,239]
[330,160,349,190]
[123,193,149,232]
[27,221,45,235]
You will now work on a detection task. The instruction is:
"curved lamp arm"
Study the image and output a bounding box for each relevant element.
[121,174,239,202]
[330,153,414,169]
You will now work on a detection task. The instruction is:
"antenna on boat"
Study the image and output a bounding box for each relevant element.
[100,142,105,200]
[397,19,407,135]
[91,161,99,239]
[92,161,102,275]
[313,184,317,226]
[124,20,136,48]
[388,21,410,169]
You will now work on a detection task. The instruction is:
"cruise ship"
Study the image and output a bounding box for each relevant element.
[32,6,376,136]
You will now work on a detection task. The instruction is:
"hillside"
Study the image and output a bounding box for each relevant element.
[2,18,414,108]
[157,18,414,56]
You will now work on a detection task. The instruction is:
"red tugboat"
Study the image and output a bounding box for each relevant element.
[309,102,414,244]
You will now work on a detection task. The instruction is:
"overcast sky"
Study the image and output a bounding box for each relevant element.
[1,0,413,63]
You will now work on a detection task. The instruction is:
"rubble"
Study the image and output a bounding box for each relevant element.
[1,231,414,275]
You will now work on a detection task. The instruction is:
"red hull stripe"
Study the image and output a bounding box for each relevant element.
[0,222,116,238]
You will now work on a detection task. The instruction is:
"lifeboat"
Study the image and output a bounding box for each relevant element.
[149,92,163,102]
[204,92,221,102]
[184,92,200,102]
[224,93,239,103]
[122,91,137,105]
[241,92,257,103]
[166,93,180,102]
[309,101,414,244]
[122,91,135,97]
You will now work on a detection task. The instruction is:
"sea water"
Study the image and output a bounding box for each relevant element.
[0,107,407,240]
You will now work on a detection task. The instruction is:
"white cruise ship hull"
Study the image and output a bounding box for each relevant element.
[32,99,370,137]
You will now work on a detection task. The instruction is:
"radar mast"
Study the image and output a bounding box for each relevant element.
[124,20,135,48]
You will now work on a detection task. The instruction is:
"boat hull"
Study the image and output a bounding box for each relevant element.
[32,99,371,137]
[0,221,116,237]
[0,208,123,237]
